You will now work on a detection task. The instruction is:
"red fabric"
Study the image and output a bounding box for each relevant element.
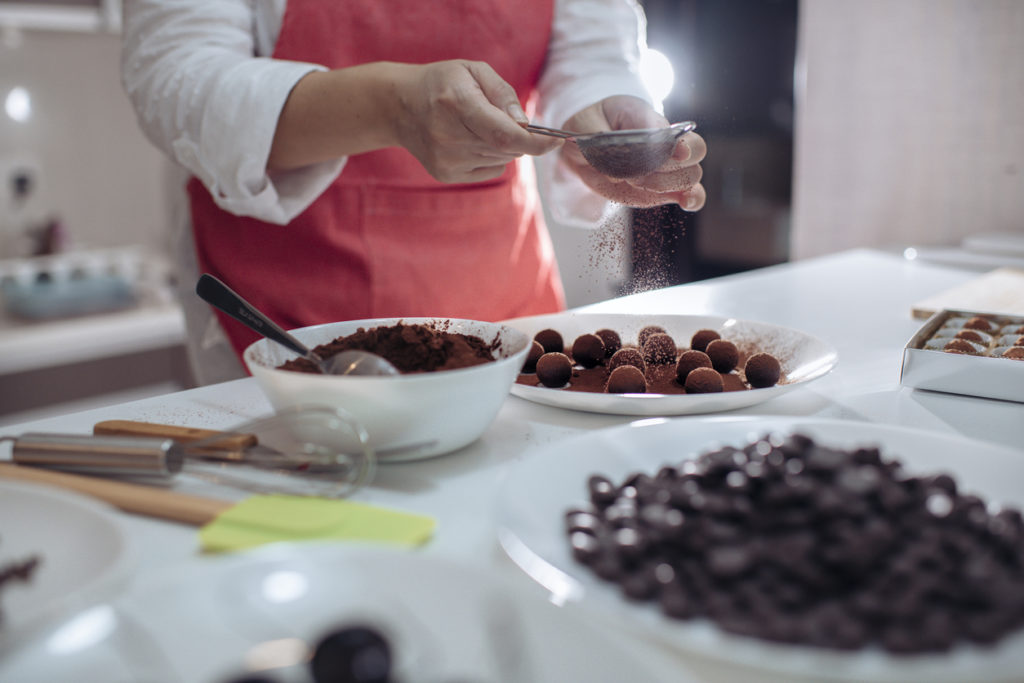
[189,0,565,358]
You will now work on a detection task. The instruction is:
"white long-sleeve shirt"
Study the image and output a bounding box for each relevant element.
[121,0,653,226]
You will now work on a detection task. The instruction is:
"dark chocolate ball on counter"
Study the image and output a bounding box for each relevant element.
[571,333,606,369]
[744,352,781,388]
[608,348,647,374]
[690,329,720,353]
[638,325,667,348]
[536,352,573,388]
[675,350,712,383]
[594,328,622,358]
[643,333,678,365]
[1003,347,1024,360]
[684,366,724,393]
[521,340,544,373]
[705,339,739,373]
[534,328,564,354]
[606,365,647,393]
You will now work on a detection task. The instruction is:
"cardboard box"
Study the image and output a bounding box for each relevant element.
[900,309,1024,403]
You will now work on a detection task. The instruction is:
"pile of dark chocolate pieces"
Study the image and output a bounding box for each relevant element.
[565,433,1024,653]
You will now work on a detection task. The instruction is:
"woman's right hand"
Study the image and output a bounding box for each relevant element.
[392,60,562,183]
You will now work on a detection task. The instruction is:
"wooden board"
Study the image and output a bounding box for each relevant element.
[912,267,1024,319]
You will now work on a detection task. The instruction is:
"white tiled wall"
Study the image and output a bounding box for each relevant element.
[791,0,1024,259]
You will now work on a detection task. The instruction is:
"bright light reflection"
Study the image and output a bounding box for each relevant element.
[640,48,675,104]
[261,570,309,604]
[5,86,31,123]
[47,605,118,655]
[903,247,919,261]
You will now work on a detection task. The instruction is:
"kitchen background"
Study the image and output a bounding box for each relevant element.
[1,0,1022,425]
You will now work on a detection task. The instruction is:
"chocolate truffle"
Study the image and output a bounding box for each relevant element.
[522,340,544,373]
[685,367,724,393]
[943,339,979,355]
[1003,347,1024,360]
[534,329,564,354]
[675,350,712,383]
[536,352,573,387]
[638,325,667,348]
[963,316,994,331]
[643,333,678,365]
[608,348,647,373]
[744,352,781,388]
[572,333,606,369]
[606,365,647,393]
[705,339,739,373]
[690,329,721,353]
[955,329,986,343]
[1014,336,1024,347]
[595,329,622,357]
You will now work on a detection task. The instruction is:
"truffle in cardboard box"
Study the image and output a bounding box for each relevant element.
[900,309,1024,403]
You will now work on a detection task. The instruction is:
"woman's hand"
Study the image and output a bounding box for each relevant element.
[556,95,706,211]
[393,60,563,183]
[268,60,561,182]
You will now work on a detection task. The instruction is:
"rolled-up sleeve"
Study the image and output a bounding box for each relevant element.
[121,0,343,225]
[536,0,657,226]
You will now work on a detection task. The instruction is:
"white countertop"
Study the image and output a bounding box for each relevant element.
[2,248,1021,681]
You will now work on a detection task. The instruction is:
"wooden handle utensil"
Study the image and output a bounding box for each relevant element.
[94,419,257,453]
[0,462,233,525]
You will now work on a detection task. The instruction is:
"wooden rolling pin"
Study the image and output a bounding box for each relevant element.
[0,462,233,526]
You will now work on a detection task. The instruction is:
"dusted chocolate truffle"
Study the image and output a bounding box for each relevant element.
[943,339,979,355]
[1003,347,1024,360]
[536,352,573,388]
[572,333,606,369]
[522,340,544,373]
[690,329,720,353]
[1014,336,1024,347]
[642,333,677,365]
[963,316,994,331]
[534,329,564,354]
[955,329,986,343]
[675,350,712,383]
[744,352,781,388]
[685,367,724,393]
[705,339,739,373]
[638,325,667,348]
[606,365,647,393]
[608,348,647,373]
[595,329,622,358]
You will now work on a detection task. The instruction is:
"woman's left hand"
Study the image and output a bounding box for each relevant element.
[555,95,706,211]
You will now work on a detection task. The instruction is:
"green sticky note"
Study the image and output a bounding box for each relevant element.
[198,495,436,553]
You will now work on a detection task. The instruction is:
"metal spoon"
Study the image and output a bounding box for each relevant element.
[525,120,697,178]
[195,273,400,376]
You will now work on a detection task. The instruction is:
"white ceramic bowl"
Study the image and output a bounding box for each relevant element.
[243,317,530,461]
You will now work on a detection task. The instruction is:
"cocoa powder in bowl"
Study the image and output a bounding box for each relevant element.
[279,321,499,374]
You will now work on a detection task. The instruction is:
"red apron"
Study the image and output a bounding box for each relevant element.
[188,0,565,357]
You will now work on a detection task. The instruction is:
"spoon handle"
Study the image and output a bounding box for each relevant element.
[522,123,577,139]
[195,273,312,359]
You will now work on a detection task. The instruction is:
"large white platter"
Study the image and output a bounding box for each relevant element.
[502,313,837,415]
[0,544,677,683]
[496,416,1024,682]
[0,481,134,643]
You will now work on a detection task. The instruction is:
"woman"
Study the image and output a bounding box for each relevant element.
[121,0,706,384]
